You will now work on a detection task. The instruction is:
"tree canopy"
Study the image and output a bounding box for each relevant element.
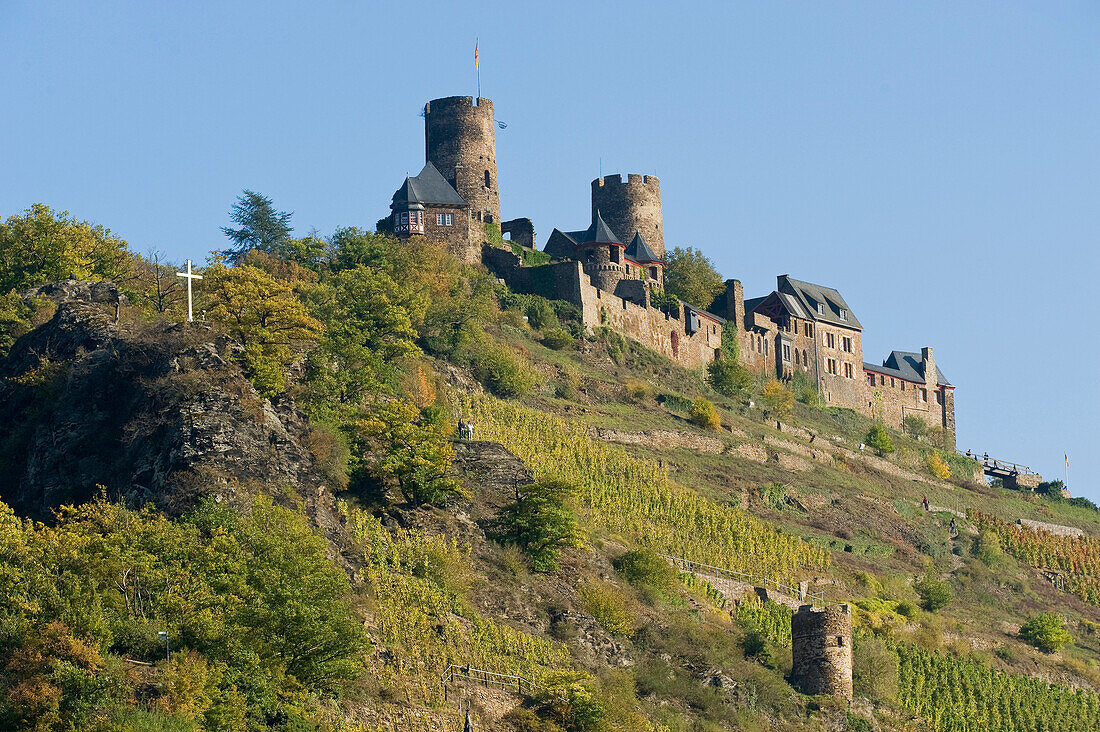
[220,190,293,264]
[663,246,725,309]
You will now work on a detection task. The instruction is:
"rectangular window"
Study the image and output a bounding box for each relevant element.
[783,344,791,362]
[827,358,838,375]
[890,378,895,388]
[921,388,927,402]
[901,382,906,392]
[436,213,454,226]
[866,373,874,386]
[826,332,835,348]
[879,375,884,386]
[936,390,943,405]
[842,336,852,353]
[817,302,825,315]
[844,362,853,378]
[839,308,847,321]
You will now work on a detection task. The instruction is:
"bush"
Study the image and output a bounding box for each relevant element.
[866,424,894,454]
[895,600,919,620]
[926,450,951,480]
[579,582,635,636]
[540,327,575,350]
[973,530,1003,566]
[490,480,584,572]
[689,397,722,431]
[614,548,678,600]
[1020,612,1072,653]
[621,380,652,403]
[525,299,559,330]
[658,393,692,413]
[914,575,953,611]
[706,358,752,396]
[469,342,536,397]
[902,415,927,440]
[789,370,820,407]
[852,637,899,703]
[761,379,793,417]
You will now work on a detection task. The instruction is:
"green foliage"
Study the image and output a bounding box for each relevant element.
[706,358,752,397]
[755,482,787,511]
[657,393,692,413]
[463,394,829,582]
[622,379,652,403]
[852,637,898,703]
[356,399,465,505]
[1020,612,1072,653]
[202,258,323,397]
[541,327,576,350]
[220,190,293,263]
[974,529,1003,566]
[689,397,722,431]
[468,340,536,397]
[926,449,951,480]
[663,246,724,309]
[902,414,927,439]
[0,497,366,727]
[0,203,133,293]
[648,287,679,313]
[846,714,874,732]
[866,424,894,454]
[720,320,739,361]
[761,379,793,417]
[788,370,820,406]
[510,240,552,266]
[896,642,1100,731]
[0,290,32,358]
[490,480,584,572]
[914,575,953,611]
[579,582,635,637]
[532,670,606,732]
[613,548,678,601]
[735,598,792,647]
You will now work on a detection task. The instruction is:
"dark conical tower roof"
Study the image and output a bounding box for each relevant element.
[626,231,661,262]
[583,210,622,245]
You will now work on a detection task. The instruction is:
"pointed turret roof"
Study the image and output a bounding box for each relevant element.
[583,210,622,245]
[391,162,467,208]
[625,231,661,263]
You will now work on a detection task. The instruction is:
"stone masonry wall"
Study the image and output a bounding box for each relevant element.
[591,174,665,260]
[791,604,853,699]
[425,96,500,229]
[419,206,475,263]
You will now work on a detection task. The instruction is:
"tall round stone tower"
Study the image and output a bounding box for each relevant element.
[791,604,853,700]
[591,174,665,260]
[424,96,500,224]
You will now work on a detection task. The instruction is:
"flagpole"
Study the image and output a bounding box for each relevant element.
[476,38,480,99]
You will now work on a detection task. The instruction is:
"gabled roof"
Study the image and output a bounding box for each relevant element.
[391,162,467,208]
[864,351,952,387]
[683,303,726,324]
[777,275,862,330]
[625,231,661,263]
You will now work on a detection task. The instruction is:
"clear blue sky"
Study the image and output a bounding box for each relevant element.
[3,2,1098,499]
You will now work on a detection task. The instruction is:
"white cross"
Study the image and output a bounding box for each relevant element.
[176,260,203,322]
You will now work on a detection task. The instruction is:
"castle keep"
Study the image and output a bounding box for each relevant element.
[385,95,956,443]
[791,604,853,699]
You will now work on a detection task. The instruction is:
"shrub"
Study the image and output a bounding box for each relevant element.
[852,637,899,703]
[866,424,894,454]
[895,600,919,620]
[490,480,584,572]
[756,482,787,511]
[1020,612,1072,653]
[658,393,692,413]
[469,342,536,397]
[789,370,820,406]
[761,379,793,417]
[579,582,635,637]
[973,530,1003,566]
[926,450,951,480]
[902,415,927,440]
[689,397,722,431]
[614,548,678,600]
[706,358,752,396]
[540,327,575,350]
[525,299,559,330]
[622,380,652,403]
[914,575,953,611]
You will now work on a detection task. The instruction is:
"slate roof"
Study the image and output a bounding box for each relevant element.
[863,351,952,387]
[778,275,862,330]
[586,211,622,245]
[391,162,467,208]
[625,232,661,263]
[683,303,726,324]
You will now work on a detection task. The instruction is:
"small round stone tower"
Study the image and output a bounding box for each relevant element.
[591,174,665,260]
[425,96,500,224]
[791,604,853,700]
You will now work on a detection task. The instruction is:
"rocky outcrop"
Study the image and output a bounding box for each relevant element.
[590,427,726,454]
[0,281,346,551]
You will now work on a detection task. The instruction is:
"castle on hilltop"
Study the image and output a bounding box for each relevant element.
[383,95,956,445]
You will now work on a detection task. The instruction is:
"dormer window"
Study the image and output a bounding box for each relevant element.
[839,308,847,321]
[816,302,825,315]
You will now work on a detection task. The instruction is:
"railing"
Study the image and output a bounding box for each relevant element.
[959,450,1038,476]
[658,553,824,608]
[440,664,540,698]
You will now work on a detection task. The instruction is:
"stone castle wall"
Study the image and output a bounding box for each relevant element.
[591,174,665,260]
[791,604,853,699]
[425,96,500,227]
[484,246,720,369]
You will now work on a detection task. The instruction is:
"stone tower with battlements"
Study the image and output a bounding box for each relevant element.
[791,604,853,699]
[591,174,665,260]
[424,96,500,225]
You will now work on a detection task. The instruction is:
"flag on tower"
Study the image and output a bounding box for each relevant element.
[475,41,479,70]
[1066,454,1070,467]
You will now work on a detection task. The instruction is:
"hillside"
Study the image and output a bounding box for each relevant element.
[2,206,1100,731]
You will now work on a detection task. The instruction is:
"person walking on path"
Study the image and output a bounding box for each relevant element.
[458,418,468,440]
[922,497,930,512]
[950,517,958,537]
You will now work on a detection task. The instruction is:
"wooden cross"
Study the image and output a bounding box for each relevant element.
[176,260,203,322]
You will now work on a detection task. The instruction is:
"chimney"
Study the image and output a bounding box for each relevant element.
[921,347,936,388]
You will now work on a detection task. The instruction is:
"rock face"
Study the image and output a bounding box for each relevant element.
[0,281,345,546]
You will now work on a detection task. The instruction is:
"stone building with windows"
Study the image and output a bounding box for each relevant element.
[382,93,957,441]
